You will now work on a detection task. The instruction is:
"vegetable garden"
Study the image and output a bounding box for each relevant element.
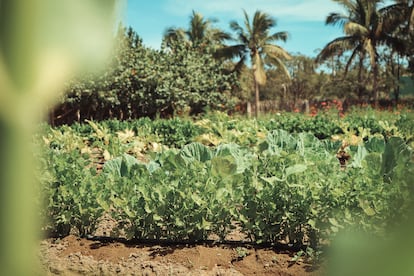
[37,109,414,266]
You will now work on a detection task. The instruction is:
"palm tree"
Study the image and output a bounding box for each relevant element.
[382,0,414,68]
[316,0,402,106]
[380,0,414,103]
[163,10,231,52]
[228,10,291,117]
[389,0,414,33]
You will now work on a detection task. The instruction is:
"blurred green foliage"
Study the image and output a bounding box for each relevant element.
[54,26,238,124]
[0,1,120,274]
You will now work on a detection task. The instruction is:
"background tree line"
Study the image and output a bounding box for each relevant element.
[51,25,237,125]
[51,0,414,124]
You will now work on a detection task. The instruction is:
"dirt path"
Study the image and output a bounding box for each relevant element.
[39,235,321,275]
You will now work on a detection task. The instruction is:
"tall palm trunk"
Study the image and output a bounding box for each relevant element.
[372,61,379,107]
[254,75,260,118]
[357,54,364,102]
[370,43,379,108]
[396,55,401,105]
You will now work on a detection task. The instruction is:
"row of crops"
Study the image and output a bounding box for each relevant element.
[36,110,414,256]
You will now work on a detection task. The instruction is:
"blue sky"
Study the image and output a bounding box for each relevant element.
[123,0,348,57]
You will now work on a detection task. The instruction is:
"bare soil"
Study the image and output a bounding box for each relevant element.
[39,212,322,275]
[39,234,322,275]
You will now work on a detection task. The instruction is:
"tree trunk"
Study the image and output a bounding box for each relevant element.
[357,54,364,102]
[373,62,379,108]
[254,76,260,118]
[395,54,401,106]
[369,43,379,108]
[247,102,252,118]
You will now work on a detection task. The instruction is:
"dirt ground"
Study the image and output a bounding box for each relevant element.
[39,234,322,275]
[38,213,322,275]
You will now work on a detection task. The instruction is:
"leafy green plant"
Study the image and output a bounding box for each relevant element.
[53,27,238,123]
[40,148,105,237]
[37,114,414,258]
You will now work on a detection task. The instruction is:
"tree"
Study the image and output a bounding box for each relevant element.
[316,0,403,106]
[228,10,291,117]
[163,10,231,53]
[382,0,414,71]
[54,26,237,122]
[383,0,414,34]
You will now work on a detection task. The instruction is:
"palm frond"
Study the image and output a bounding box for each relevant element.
[207,28,232,45]
[343,45,362,76]
[214,44,246,60]
[382,34,406,53]
[187,11,209,44]
[315,36,356,63]
[263,44,291,60]
[265,55,291,79]
[344,21,369,36]
[230,20,243,34]
[326,12,349,27]
[252,10,275,34]
[380,3,405,33]
[267,31,289,43]
[243,9,253,38]
[232,55,247,74]
[163,27,186,45]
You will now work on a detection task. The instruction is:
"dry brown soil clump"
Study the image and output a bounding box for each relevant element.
[39,235,321,275]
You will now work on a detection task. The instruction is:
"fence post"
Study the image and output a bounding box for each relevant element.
[247,102,252,118]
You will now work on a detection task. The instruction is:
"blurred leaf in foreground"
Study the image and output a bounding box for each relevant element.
[0,0,122,274]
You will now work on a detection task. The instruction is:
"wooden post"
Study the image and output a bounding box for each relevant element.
[247,102,252,118]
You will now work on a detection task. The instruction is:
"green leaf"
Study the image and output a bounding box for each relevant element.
[215,143,252,174]
[153,214,162,221]
[124,208,135,219]
[144,203,152,214]
[120,157,129,177]
[260,176,285,184]
[381,137,412,183]
[146,160,160,174]
[191,193,205,206]
[285,164,307,176]
[365,136,385,153]
[103,153,140,177]
[358,199,376,216]
[308,219,317,229]
[211,155,237,177]
[201,217,212,230]
[180,142,213,164]
[349,145,368,168]
[215,188,228,200]
[111,197,125,208]
[96,197,109,211]
[103,157,122,177]
[266,130,297,153]
[328,217,342,228]
[175,217,185,227]
[363,153,382,175]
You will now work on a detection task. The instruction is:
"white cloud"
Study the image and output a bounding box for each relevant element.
[164,0,344,22]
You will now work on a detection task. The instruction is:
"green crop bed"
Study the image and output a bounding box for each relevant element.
[35,110,414,260]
